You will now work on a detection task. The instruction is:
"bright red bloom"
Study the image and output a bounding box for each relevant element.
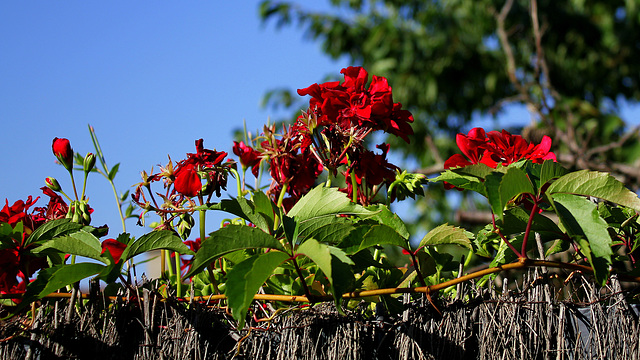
[484,130,556,166]
[52,137,74,170]
[35,187,69,221]
[101,239,127,263]
[173,139,231,198]
[297,66,414,143]
[0,196,41,233]
[174,163,202,198]
[232,141,261,177]
[342,143,399,206]
[443,127,557,190]
[0,196,53,301]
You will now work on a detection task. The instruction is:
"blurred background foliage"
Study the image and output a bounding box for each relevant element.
[255,0,640,242]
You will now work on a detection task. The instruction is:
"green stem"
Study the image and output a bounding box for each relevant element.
[69,170,79,201]
[88,125,126,232]
[175,251,182,297]
[165,250,175,280]
[276,183,288,209]
[346,157,358,203]
[199,208,206,243]
[387,181,398,206]
[81,172,89,201]
[230,167,243,198]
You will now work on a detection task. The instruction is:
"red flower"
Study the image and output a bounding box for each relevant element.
[101,239,127,263]
[232,141,261,177]
[35,187,69,221]
[484,130,556,166]
[443,128,493,169]
[297,66,414,143]
[0,196,41,233]
[443,128,557,190]
[341,143,399,206]
[52,138,74,170]
[173,139,231,198]
[174,164,202,197]
[0,196,52,300]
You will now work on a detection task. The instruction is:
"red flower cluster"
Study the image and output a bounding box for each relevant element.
[261,125,324,208]
[0,189,68,300]
[343,143,399,206]
[297,66,414,143]
[444,128,557,171]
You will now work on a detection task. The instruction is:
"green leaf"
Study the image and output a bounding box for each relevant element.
[358,224,410,251]
[547,170,640,210]
[22,263,105,308]
[108,163,120,180]
[300,219,354,246]
[225,251,290,329]
[287,185,377,220]
[365,204,410,239]
[296,238,354,311]
[551,193,612,285]
[25,219,84,247]
[451,163,497,179]
[206,197,273,233]
[287,186,376,245]
[123,230,193,262]
[431,170,487,195]
[486,167,535,221]
[539,160,569,189]
[31,230,104,263]
[418,223,473,250]
[184,225,285,278]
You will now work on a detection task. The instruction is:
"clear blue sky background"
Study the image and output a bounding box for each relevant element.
[0,1,353,244]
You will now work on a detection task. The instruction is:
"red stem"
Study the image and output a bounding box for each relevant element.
[520,196,540,259]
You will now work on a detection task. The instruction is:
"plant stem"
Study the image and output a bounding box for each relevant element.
[520,198,539,259]
[291,255,313,301]
[174,251,182,297]
[409,252,428,287]
[69,171,79,201]
[491,213,522,258]
[230,167,243,198]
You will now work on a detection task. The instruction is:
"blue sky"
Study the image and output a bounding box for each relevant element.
[1,1,353,243]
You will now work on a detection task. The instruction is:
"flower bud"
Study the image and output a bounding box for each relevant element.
[83,152,96,173]
[45,177,62,192]
[52,137,74,171]
[176,213,195,240]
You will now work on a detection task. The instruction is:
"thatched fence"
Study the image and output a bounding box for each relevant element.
[1,270,639,359]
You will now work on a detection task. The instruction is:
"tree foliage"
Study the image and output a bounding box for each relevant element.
[260,0,640,185]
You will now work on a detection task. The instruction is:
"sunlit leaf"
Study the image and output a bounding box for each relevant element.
[418,223,473,250]
[225,251,290,329]
[184,225,285,278]
[551,193,612,285]
[547,170,640,210]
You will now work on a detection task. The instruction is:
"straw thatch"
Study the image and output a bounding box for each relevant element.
[1,270,639,359]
